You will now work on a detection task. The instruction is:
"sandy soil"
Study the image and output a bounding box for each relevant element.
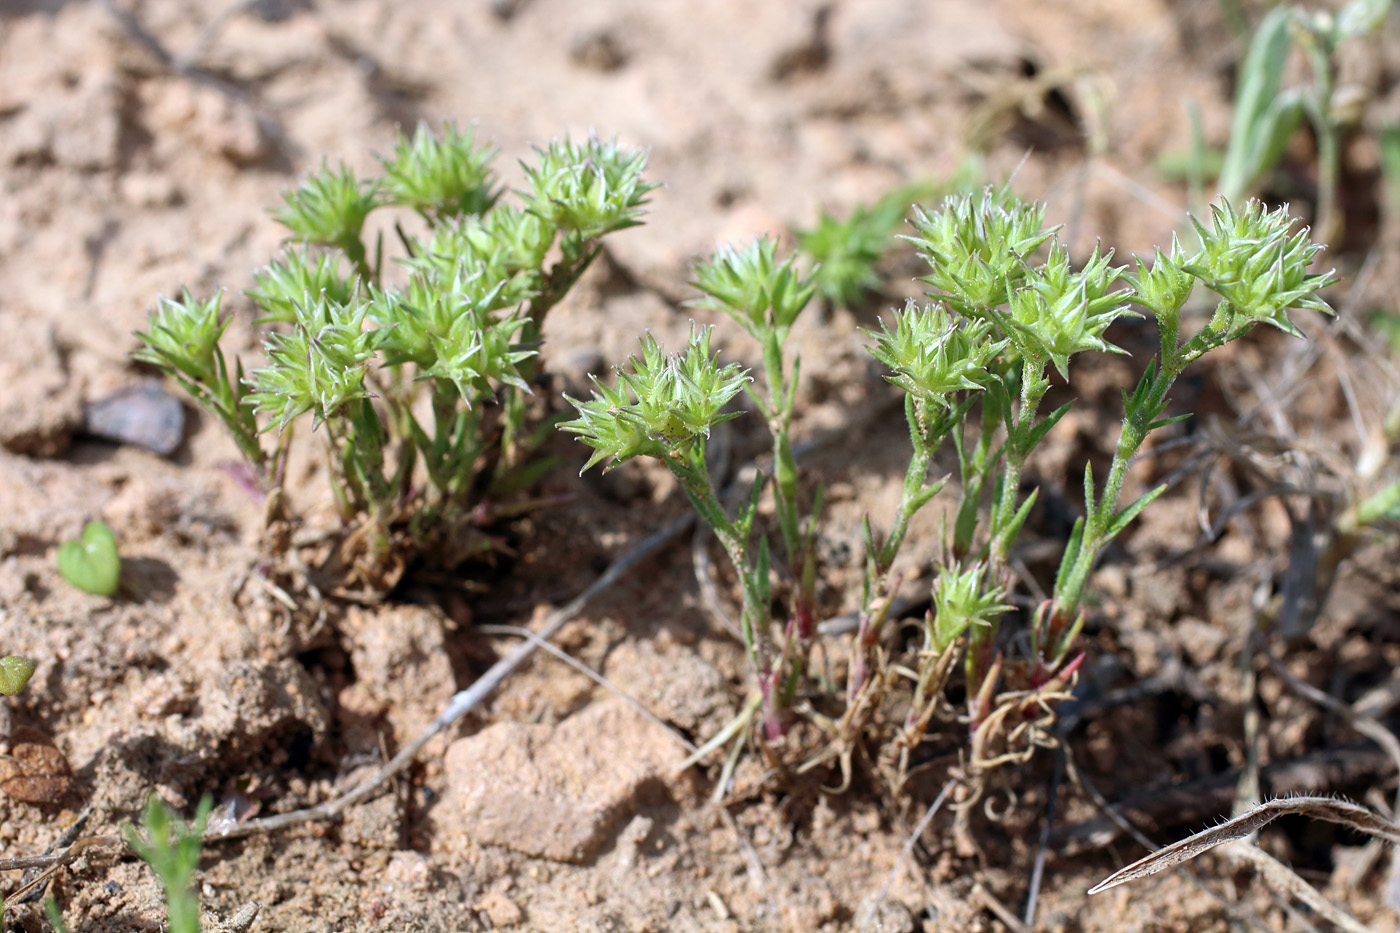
[2,0,1399,930]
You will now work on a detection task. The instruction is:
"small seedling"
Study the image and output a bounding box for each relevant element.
[36,797,211,933]
[124,795,212,933]
[56,520,121,597]
[796,179,942,311]
[0,657,35,696]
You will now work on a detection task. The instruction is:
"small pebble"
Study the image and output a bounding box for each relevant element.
[82,383,186,455]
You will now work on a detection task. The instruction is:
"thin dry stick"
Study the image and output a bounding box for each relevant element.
[204,515,693,842]
[1022,747,1065,927]
[1089,795,1400,895]
[0,835,121,876]
[857,779,955,933]
[971,882,1031,933]
[715,804,768,897]
[474,623,697,754]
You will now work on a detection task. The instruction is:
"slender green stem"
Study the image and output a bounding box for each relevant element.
[990,357,1049,566]
[666,444,767,664]
[340,236,374,286]
[760,330,801,564]
[877,402,934,572]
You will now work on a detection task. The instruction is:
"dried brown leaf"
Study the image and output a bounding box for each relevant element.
[1089,794,1400,895]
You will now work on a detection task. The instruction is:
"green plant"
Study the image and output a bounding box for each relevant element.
[37,798,210,933]
[124,795,212,933]
[564,187,1334,792]
[135,124,655,589]
[795,180,940,311]
[1214,0,1394,239]
[0,656,34,696]
[56,520,122,597]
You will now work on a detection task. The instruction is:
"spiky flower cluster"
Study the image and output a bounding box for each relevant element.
[691,236,817,341]
[522,136,658,241]
[907,188,1057,312]
[133,290,230,387]
[867,302,1006,408]
[929,562,1013,654]
[246,294,383,431]
[381,122,499,221]
[401,209,552,311]
[562,328,750,473]
[247,248,356,324]
[1185,199,1336,337]
[1004,242,1136,377]
[271,161,380,261]
[1126,235,1195,322]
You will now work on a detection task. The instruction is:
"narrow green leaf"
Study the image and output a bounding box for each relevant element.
[1054,516,1087,593]
[1025,400,1076,451]
[1105,481,1169,540]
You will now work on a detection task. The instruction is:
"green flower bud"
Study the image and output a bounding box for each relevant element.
[692,237,817,338]
[866,301,1006,408]
[562,327,750,473]
[381,121,500,221]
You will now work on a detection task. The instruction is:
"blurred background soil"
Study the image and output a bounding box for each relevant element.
[1,0,1398,930]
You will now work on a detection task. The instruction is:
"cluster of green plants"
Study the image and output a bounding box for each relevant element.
[134,124,654,589]
[564,189,1335,791]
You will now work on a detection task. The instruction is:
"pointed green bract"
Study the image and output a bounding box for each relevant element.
[562,327,750,474]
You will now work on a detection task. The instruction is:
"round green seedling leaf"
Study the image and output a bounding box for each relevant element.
[56,521,121,596]
[0,656,35,696]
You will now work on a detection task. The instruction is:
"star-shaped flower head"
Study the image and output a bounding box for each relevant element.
[562,326,750,474]
[1183,199,1336,339]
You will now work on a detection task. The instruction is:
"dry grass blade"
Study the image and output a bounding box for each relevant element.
[1089,795,1400,895]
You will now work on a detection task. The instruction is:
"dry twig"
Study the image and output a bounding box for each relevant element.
[204,515,692,842]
